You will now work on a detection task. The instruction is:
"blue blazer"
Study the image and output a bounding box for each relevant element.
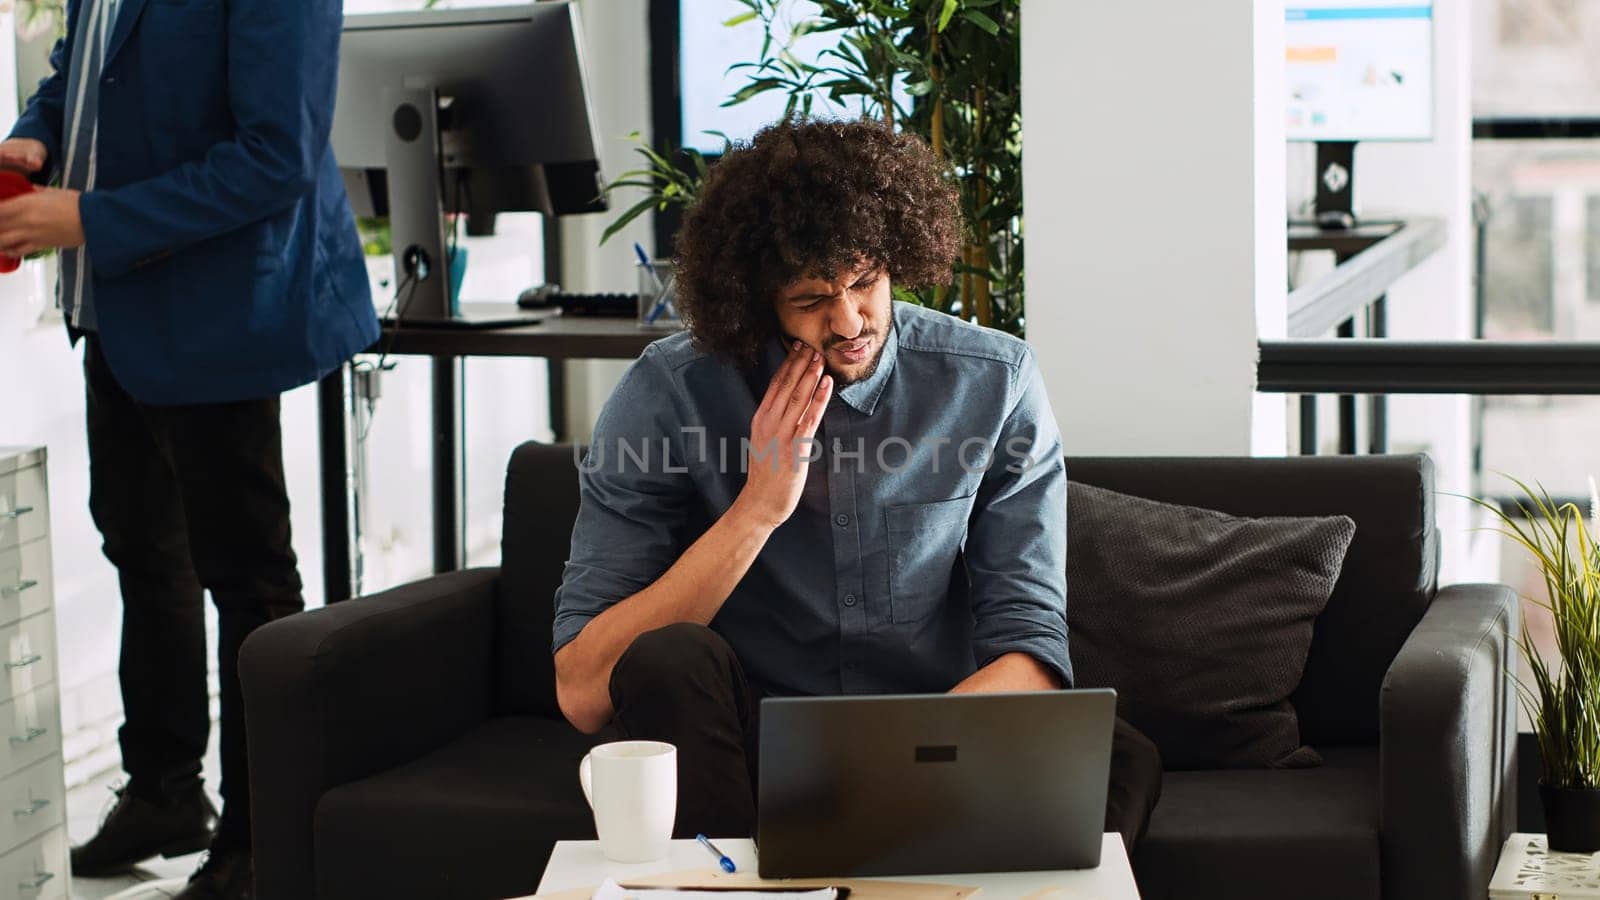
[9,0,379,405]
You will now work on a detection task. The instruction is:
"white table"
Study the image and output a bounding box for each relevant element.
[530,836,1141,899]
[1488,832,1600,898]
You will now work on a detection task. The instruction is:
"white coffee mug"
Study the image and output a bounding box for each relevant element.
[578,740,678,863]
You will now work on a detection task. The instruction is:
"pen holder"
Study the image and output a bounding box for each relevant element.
[637,260,680,330]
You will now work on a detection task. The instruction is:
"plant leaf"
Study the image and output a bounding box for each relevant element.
[599,196,662,246]
[961,9,1001,36]
[724,78,787,107]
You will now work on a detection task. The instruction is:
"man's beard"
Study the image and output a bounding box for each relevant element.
[825,332,888,386]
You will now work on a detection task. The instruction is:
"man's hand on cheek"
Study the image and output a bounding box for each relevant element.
[734,339,833,530]
[0,188,84,258]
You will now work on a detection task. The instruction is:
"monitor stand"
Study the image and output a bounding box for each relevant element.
[380,86,549,330]
[1313,140,1358,231]
[383,85,455,321]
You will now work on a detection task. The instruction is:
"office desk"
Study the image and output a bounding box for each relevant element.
[317,315,667,603]
[1287,219,1402,257]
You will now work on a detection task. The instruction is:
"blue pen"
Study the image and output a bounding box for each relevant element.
[633,242,665,292]
[695,833,737,873]
[644,273,677,325]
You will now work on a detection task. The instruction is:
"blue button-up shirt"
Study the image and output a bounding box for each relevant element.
[553,301,1070,696]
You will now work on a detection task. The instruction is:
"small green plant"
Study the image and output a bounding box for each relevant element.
[356,217,393,258]
[599,131,724,247]
[1470,478,1600,789]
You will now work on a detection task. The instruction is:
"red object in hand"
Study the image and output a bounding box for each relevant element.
[0,172,36,274]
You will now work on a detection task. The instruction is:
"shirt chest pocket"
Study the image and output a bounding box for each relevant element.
[886,494,972,624]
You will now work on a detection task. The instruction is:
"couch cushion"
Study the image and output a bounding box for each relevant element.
[1067,455,1437,747]
[1067,480,1355,769]
[1134,747,1380,900]
[497,442,583,718]
[315,716,600,900]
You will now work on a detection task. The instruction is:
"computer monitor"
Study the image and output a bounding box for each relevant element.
[334,2,607,321]
[1284,1,1434,227]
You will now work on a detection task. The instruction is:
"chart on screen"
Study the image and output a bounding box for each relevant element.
[1286,0,1434,143]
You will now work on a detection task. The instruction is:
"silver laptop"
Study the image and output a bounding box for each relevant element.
[756,689,1117,878]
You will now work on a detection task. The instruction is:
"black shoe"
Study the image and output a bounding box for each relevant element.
[69,783,217,877]
[173,846,253,900]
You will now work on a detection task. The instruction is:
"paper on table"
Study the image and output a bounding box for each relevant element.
[593,878,837,899]
[531,867,979,900]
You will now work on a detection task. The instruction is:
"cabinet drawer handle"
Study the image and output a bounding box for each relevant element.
[11,798,47,817]
[3,655,40,671]
[8,727,45,746]
[17,871,52,890]
[0,581,37,598]
[0,507,33,522]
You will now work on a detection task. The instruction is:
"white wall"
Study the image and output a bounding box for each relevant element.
[1022,0,1288,457]
[0,4,135,788]
[1024,0,1487,583]
[562,0,655,443]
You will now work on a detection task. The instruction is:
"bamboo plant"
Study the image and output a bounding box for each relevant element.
[1471,478,1600,790]
[602,0,1025,336]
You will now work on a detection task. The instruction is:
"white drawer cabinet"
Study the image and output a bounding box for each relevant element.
[0,615,56,711]
[0,452,47,554]
[0,450,67,899]
[0,758,64,858]
[0,543,51,632]
[0,826,66,900]
[0,689,61,784]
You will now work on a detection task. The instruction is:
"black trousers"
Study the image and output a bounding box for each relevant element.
[608,622,1164,852]
[83,337,304,849]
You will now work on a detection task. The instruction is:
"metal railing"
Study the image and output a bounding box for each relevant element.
[1282,217,1445,455]
[1265,118,1600,513]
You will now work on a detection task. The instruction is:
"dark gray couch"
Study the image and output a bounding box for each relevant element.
[240,443,1517,900]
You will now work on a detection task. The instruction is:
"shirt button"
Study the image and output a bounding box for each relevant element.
[835,513,850,527]
[843,594,857,607]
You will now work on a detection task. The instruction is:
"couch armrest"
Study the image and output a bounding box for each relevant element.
[239,568,501,900]
[1379,583,1518,900]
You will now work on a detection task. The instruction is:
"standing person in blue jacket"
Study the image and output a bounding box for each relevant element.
[0,0,378,894]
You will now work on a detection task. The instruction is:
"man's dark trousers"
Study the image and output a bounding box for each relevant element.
[608,622,1165,851]
[83,336,304,849]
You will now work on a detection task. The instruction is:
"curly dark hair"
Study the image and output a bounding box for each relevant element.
[673,118,961,368]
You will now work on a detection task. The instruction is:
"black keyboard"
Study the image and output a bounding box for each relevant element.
[516,288,637,317]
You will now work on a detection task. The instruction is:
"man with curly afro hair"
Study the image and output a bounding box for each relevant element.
[552,118,1162,852]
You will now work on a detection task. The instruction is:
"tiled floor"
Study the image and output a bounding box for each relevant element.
[66,751,224,900]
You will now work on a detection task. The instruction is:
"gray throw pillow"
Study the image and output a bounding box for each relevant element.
[1066,481,1356,770]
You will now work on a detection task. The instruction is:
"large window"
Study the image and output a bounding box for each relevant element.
[675,1,914,156]
[1472,0,1600,698]
[1474,0,1600,502]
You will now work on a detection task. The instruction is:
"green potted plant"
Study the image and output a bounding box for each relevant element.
[602,0,1025,335]
[1473,478,1600,852]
